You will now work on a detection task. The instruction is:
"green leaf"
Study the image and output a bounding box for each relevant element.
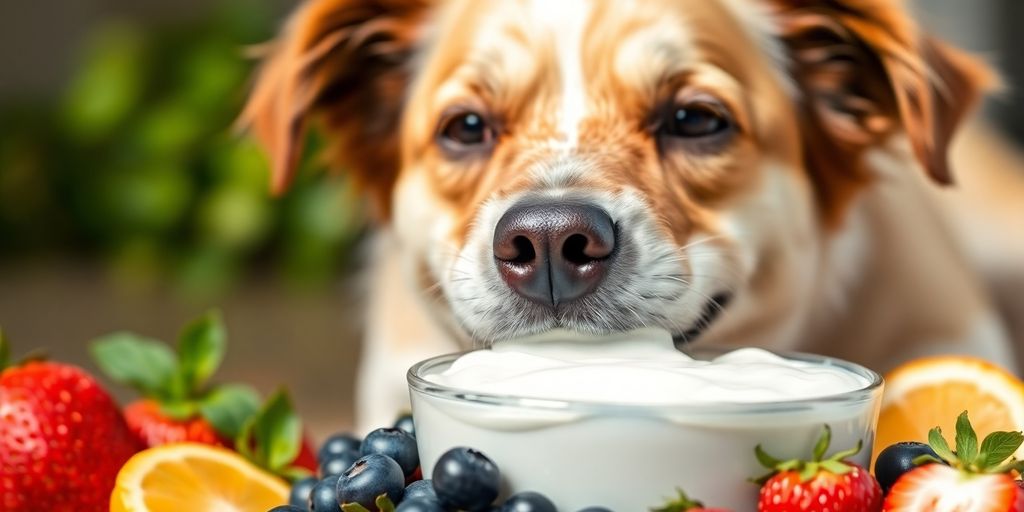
[650,488,703,512]
[829,439,863,462]
[979,431,1024,469]
[955,411,979,466]
[278,465,315,483]
[754,445,782,469]
[993,459,1024,475]
[812,425,831,461]
[819,460,853,475]
[90,333,178,399]
[375,494,397,512]
[250,389,302,471]
[928,427,956,463]
[0,327,10,370]
[177,310,226,394]
[911,454,942,466]
[798,462,819,483]
[340,504,372,512]
[199,384,261,439]
[159,401,198,421]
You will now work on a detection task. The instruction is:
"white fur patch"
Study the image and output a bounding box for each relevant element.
[527,0,590,150]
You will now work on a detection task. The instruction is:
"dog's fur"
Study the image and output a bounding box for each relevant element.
[243,0,1024,430]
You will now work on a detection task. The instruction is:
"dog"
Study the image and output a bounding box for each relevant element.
[242,0,1024,431]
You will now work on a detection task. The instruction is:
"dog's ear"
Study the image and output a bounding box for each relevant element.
[772,0,994,225]
[241,0,430,216]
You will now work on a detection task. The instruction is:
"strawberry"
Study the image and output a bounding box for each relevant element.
[651,487,732,511]
[753,425,882,511]
[0,331,141,511]
[90,310,318,475]
[883,410,1024,511]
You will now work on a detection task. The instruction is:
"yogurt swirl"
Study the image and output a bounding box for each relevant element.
[425,329,869,404]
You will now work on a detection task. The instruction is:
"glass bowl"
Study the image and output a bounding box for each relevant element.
[407,347,883,512]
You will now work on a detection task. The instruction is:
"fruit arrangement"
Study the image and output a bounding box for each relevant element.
[5,310,1024,511]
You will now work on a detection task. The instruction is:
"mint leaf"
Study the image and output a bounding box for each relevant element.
[812,425,831,461]
[955,411,979,466]
[979,431,1024,469]
[0,327,9,370]
[251,389,302,471]
[200,384,261,439]
[177,310,226,394]
[91,333,178,399]
[928,427,956,462]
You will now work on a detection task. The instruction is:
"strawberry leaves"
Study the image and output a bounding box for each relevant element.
[920,410,1024,475]
[236,389,312,481]
[199,384,261,440]
[650,488,705,512]
[752,425,862,484]
[178,311,226,392]
[90,310,259,438]
[90,332,179,400]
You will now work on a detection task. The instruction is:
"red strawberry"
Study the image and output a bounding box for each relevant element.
[123,399,230,447]
[0,334,141,511]
[884,411,1024,511]
[652,488,732,511]
[754,425,882,512]
[91,311,318,475]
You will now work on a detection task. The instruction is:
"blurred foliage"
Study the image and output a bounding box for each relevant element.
[0,0,366,297]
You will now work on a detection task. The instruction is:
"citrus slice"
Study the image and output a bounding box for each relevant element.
[874,356,1024,463]
[110,443,289,512]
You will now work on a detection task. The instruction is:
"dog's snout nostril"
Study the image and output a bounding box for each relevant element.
[509,236,536,264]
[493,200,616,307]
[562,234,593,265]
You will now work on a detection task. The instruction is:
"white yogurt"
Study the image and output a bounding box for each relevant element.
[427,329,869,404]
[409,329,883,511]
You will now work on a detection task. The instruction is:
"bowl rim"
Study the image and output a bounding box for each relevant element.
[406,346,884,415]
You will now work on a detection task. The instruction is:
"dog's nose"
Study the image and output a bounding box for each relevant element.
[493,201,616,306]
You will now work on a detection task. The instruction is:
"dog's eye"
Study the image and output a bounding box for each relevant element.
[661,104,730,139]
[439,112,494,147]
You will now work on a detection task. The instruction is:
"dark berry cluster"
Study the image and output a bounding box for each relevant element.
[267,414,614,512]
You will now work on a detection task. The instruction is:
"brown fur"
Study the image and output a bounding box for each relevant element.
[771,0,993,226]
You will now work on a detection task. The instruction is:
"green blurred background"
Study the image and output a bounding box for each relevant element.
[0,0,1022,437]
[0,0,369,436]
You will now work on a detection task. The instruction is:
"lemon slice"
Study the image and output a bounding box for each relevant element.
[874,356,1024,463]
[110,443,289,512]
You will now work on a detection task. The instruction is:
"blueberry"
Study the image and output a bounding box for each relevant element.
[432,447,500,512]
[309,475,341,511]
[288,476,318,508]
[394,413,416,437]
[874,441,944,494]
[395,498,445,512]
[268,506,306,512]
[336,453,405,508]
[361,427,420,477]
[404,479,438,502]
[319,452,360,478]
[500,492,556,512]
[319,433,362,463]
